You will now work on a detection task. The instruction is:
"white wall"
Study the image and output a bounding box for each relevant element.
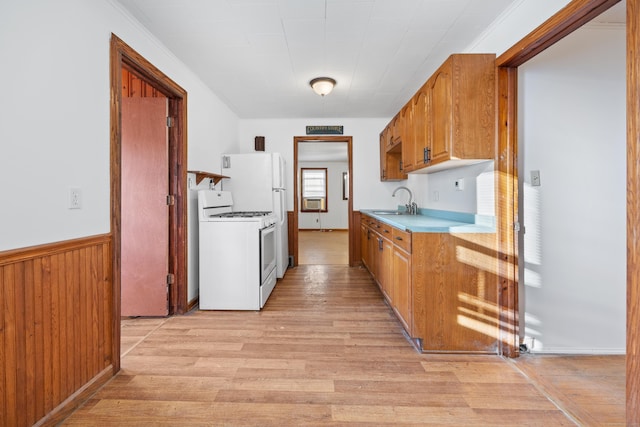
[238,118,415,211]
[298,161,349,230]
[411,161,495,215]
[518,24,626,353]
[460,0,626,353]
[0,0,239,251]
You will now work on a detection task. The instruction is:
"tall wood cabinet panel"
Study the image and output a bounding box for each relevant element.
[412,232,499,353]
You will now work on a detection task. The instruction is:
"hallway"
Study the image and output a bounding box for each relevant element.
[63,264,624,426]
[298,230,348,265]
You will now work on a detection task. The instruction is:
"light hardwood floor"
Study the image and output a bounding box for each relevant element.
[298,230,348,265]
[63,239,625,426]
[511,354,625,426]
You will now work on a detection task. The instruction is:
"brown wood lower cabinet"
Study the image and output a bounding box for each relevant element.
[391,242,411,331]
[361,214,499,353]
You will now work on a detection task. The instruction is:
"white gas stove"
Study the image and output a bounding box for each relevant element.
[197,190,278,310]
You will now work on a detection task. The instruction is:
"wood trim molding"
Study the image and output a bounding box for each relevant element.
[33,366,113,427]
[497,0,622,67]
[287,211,296,266]
[627,0,640,423]
[109,35,123,372]
[496,66,519,358]
[110,34,189,326]
[352,210,362,265]
[0,234,111,266]
[292,136,354,266]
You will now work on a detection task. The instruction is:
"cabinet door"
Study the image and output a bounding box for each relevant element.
[430,65,452,164]
[401,101,415,172]
[378,236,394,302]
[368,226,379,279]
[390,113,401,144]
[379,132,387,180]
[392,247,411,331]
[411,85,430,170]
[380,128,406,181]
[400,102,412,163]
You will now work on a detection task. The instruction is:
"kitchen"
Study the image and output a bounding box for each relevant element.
[0,0,637,425]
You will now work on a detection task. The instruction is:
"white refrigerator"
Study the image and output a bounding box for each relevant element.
[221,152,289,278]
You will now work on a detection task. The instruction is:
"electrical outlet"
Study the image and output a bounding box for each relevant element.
[454,178,464,191]
[69,188,82,209]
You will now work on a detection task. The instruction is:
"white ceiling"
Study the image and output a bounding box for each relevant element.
[115,0,521,119]
[115,0,626,120]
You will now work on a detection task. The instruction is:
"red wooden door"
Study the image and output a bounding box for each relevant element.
[121,97,169,316]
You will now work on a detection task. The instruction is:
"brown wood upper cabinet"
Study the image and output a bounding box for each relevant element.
[380,128,407,181]
[381,53,496,178]
[379,119,406,181]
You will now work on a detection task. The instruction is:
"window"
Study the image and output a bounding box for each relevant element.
[301,168,327,212]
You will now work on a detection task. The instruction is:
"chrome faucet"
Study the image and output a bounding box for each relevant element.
[392,186,417,214]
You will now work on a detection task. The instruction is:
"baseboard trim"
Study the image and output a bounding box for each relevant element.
[34,365,115,426]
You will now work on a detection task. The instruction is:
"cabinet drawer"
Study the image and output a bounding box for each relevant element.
[377,222,393,239]
[392,228,412,253]
[361,215,376,228]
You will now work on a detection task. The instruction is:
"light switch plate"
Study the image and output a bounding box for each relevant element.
[531,170,541,186]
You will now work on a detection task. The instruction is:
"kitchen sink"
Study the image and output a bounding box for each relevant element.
[372,210,403,215]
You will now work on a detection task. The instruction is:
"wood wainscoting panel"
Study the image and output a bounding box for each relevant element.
[287,210,295,267]
[0,234,115,427]
[351,211,361,266]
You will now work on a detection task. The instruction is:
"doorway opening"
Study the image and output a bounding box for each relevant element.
[494,0,640,422]
[110,34,188,369]
[292,136,354,266]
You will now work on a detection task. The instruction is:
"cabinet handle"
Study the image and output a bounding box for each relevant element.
[423,147,431,163]
[395,236,403,241]
[384,229,389,233]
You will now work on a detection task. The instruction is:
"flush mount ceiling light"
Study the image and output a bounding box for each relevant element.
[310,77,336,96]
